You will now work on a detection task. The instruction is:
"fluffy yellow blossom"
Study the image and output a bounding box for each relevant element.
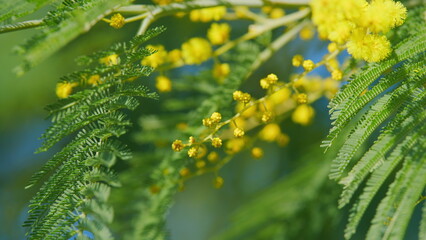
[259,123,281,142]
[207,151,219,162]
[181,38,212,65]
[56,82,77,99]
[296,93,308,104]
[208,23,231,45]
[155,75,172,92]
[99,54,119,66]
[109,13,125,29]
[331,70,343,81]
[212,137,222,148]
[210,112,222,123]
[361,0,406,33]
[213,63,230,82]
[302,60,315,72]
[292,104,315,125]
[142,45,167,68]
[87,75,101,86]
[233,127,245,138]
[214,176,224,188]
[311,0,406,62]
[168,49,184,66]
[251,147,264,159]
[347,29,391,62]
[172,140,185,152]
[292,55,304,67]
[190,6,226,22]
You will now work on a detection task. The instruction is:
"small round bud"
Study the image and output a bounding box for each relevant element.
[210,112,222,123]
[211,137,223,148]
[188,147,198,158]
[292,55,304,67]
[172,140,184,152]
[233,128,245,138]
[109,13,125,29]
[302,60,315,72]
[251,147,264,159]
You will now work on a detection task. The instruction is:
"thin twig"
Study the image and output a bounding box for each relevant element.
[0,20,44,34]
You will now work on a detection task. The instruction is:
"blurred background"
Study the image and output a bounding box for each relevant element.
[0,5,337,239]
[3,2,421,240]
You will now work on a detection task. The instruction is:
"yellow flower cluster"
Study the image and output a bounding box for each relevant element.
[155,75,172,93]
[142,45,168,68]
[170,71,340,188]
[260,73,278,89]
[208,23,231,45]
[109,13,125,29]
[190,6,226,22]
[311,0,406,62]
[56,82,78,99]
[213,63,230,82]
[181,38,212,65]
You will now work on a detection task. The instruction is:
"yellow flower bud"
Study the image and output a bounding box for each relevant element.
[172,140,184,152]
[156,75,172,92]
[292,55,304,67]
[109,13,125,29]
[211,137,222,148]
[188,147,198,158]
[233,128,245,138]
[302,60,315,72]
[251,147,264,159]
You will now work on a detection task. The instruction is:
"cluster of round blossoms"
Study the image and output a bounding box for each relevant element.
[311,0,407,62]
[171,72,339,188]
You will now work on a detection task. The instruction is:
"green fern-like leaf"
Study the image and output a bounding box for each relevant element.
[23,27,164,240]
[9,0,133,74]
[324,5,426,240]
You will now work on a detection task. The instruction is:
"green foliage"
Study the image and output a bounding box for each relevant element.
[23,27,163,240]
[324,6,426,239]
[111,40,262,240]
[1,0,132,74]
